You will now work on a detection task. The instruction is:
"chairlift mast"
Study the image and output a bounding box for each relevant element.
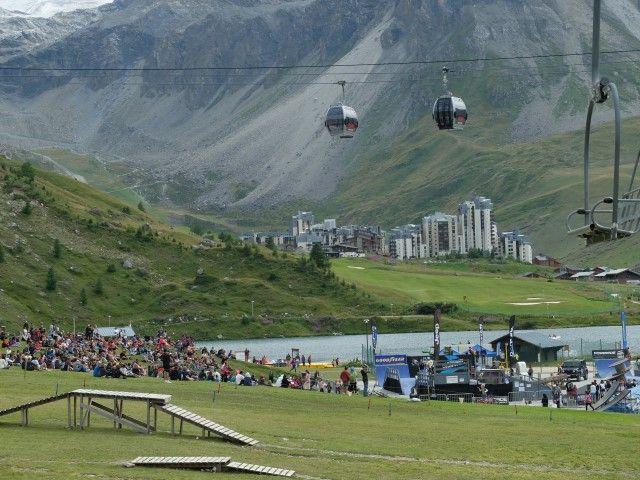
[569,0,632,241]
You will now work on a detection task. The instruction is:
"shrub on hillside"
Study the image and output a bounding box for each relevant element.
[413,302,458,315]
[45,267,57,291]
[53,239,61,259]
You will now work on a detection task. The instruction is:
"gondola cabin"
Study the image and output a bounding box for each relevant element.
[325,104,359,139]
[433,95,468,130]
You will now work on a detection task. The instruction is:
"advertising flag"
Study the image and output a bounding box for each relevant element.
[434,309,441,361]
[508,315,516,359]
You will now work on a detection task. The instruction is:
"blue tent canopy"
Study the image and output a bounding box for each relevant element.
[471,344,497,357]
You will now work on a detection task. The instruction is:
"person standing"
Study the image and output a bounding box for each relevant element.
[585,391,595,411]
[339,366,350,395]
[360,364,369,397]
[244,348,249,363]
[552,384,561,408]
[541,393,549,407]
[161,349,172,383]
[527,366,534,380]
[348,367,357,395]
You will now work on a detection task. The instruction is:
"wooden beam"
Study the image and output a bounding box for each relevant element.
[85,402,148,434]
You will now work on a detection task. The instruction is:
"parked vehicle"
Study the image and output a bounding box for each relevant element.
[561,360,588,381]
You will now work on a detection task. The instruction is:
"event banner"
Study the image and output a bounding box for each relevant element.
[508,315,516,359]
[592,349,628,379]
[374,354,407,366]
[434,309,441,361]
[374,354,410,384]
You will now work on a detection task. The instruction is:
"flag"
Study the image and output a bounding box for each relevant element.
[621,311,628,351]
[508,315,516,359]
[433,309,441,361]
[371,325,378,351]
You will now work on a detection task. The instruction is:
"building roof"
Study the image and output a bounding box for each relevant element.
[594,268,638,277]
[489,331,566,349]
[95,326,136,338]
[570,271,594,278]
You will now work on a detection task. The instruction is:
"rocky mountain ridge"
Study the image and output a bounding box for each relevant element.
[0,0,639,254]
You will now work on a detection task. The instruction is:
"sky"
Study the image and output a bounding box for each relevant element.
[0,0,113,17]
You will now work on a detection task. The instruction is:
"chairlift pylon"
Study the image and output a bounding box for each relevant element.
[566,0,640,242]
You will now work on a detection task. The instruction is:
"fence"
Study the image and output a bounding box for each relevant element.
[419,393,474,403]
[508,391,549,403]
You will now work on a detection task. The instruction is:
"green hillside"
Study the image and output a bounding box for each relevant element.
[324,113,640,261]
[0,160,383,337]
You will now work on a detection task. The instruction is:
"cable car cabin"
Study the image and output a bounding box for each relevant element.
[325,105,359,139]
[433,95,468,130]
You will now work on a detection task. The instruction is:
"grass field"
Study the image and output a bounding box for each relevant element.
[1,369,639,479]
[332,258,627,316]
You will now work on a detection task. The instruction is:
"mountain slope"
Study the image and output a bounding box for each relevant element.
[0,0,640,255]
[0,159,382,337]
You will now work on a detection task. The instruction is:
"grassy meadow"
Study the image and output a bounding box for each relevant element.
[1,369,639,480]
[332,258,633,316]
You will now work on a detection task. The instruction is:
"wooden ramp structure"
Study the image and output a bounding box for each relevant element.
[131,456,231,472]
[130,456,295,477]
[157,403,258,446]
[0,393,69,426]
[227,461,295,477]
[0,389,257,445]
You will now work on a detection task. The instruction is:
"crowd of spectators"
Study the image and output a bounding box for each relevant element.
[0,323,370,395]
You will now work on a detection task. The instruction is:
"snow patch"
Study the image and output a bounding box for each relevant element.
[0,0,112,17]
[506,301,563,306]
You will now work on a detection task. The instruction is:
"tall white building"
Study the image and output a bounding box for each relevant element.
[422,212,459,257]
[291,211,314,236]
[323,218,337,230]
[458,196,495,254]
[389,224,423,259]
[498,231,533,264]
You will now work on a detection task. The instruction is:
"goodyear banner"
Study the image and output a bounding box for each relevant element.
[374,354,407,366]
[374,354,409,386]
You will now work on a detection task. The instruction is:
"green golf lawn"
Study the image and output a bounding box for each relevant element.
[332,259,618,315]
[1,369,639,479]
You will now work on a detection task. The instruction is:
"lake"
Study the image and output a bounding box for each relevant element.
[197,324,639,362]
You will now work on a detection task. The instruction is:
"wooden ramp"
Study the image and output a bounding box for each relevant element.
[71,389,172,404]
[131,456,231,472]
[130,457,295,477]
[226,461,295,477]
[0,393,69,426]
[157,403,259,446]
[0,393,69,418]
